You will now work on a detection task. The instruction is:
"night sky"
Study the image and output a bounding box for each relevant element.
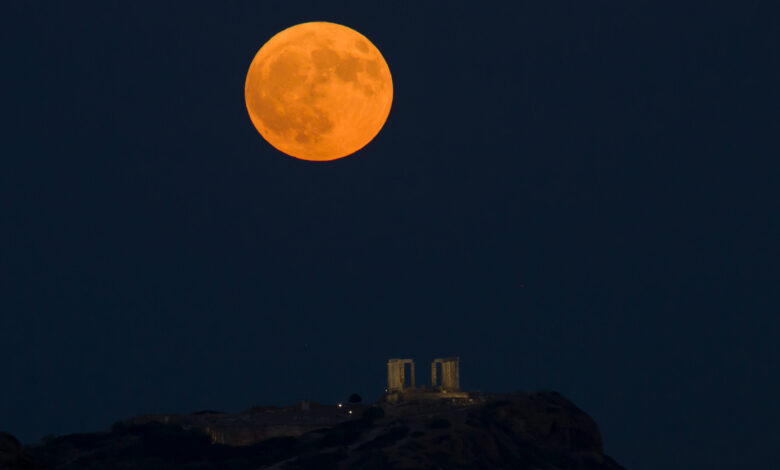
[2,2,778,469]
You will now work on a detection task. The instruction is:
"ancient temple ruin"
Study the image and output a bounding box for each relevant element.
[431,357,460,392]
[386,358,415,392]
[385,357,467,402]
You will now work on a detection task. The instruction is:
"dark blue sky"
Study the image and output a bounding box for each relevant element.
[1,2,777,469]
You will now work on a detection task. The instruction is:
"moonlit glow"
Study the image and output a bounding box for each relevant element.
[245,22,393,161]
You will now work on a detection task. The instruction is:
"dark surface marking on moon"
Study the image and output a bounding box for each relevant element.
[252,50,334,142]
[364,60,381,79]
[309,45,384,98]
[335,55,362,83]
[249,32,390,147]
[311,47,340,69]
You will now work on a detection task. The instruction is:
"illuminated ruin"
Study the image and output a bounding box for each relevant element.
[384,357,469,402]
[431,357,460,391]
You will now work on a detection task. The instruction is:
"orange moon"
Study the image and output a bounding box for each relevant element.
[245,22,393,161]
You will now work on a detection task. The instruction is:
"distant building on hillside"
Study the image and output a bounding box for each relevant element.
[384,357,469,403]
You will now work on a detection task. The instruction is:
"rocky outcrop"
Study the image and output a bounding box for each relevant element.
[292,391,624,469]
[0,432,35,470]
[19,392,625,469]
[124,401,366,446]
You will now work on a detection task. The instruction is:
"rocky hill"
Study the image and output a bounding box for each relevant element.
[1,391,625,469]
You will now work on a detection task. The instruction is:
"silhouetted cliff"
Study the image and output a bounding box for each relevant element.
[2,391,625,470]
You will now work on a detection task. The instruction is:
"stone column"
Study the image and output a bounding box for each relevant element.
[453,358,460,390]
[387,360,401,392]
[438,358,460,391]
[410,361,416,388]
[386,361,392,391]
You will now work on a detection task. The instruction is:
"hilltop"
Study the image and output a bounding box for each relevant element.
[1,391,625,470]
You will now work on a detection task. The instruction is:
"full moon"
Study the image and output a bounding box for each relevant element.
[245,22,393,161]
